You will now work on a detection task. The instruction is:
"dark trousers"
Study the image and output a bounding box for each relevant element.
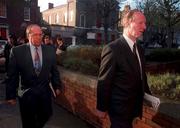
[109,116,133,128]
[18,90,52,128]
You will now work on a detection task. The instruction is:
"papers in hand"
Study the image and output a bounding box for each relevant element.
[144,93,160,111]
[18,88,30,98]
[49,83,56,98]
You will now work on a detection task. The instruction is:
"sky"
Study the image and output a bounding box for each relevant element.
[38,0,67,12]
[120,0,136,10]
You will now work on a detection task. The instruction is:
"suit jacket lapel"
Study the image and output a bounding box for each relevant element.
[25,43,37,76]
[38,44,48,77]
[41,45,45,71]
[136,44,145,78]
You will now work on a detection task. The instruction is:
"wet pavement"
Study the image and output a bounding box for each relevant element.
[0,62,93,128]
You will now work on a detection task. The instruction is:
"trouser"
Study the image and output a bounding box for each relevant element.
[18,89,52,128]
[109,115,133,128]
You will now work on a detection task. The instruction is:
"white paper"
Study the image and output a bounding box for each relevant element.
[144,93,160,111]
[49,83,56,98]
[18,88,30,97]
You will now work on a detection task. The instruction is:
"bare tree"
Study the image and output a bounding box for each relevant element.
[135,0,161,47]
[136,0,180,48]
[96,0,120,43]
[157,0,180,47]
[136,0,159,26]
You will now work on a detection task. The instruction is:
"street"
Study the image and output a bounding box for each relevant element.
[0,58,92,128]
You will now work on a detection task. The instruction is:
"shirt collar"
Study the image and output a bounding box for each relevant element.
[29,42,41,50]
[123,34,135,52]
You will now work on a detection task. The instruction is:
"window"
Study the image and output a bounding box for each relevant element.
[55,14,59,24]
[80,14,86,27]
[0,27,8,39]
[0,0,7,18]
[70,11,73,22]
[63,12,67,23]
[24,7,30,21]
[48,15,52,24]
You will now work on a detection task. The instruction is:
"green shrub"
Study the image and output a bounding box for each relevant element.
[147,73,180,101]
[62,57,82,70]
[62,57,99,76]
[65,46,102,66]
[57,45,102,76]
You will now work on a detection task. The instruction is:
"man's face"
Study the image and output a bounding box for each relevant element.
[44,36,51,44]
[127,12,146,41]
[28,26,42,46]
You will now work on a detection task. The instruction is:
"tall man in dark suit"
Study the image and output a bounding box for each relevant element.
[6,24,61,128]
[96,10,151,128]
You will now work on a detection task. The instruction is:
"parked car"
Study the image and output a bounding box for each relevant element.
[0,40,7,57]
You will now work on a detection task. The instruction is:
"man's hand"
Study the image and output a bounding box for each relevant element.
[6,99,17,105]
[96,110,107,119]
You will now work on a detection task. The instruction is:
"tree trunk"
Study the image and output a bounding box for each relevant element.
[166,28,173,48]
[104,17,109,44]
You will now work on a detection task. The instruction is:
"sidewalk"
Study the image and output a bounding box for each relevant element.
[0,72,93,128]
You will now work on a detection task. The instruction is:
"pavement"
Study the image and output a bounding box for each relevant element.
[0,59,93,128]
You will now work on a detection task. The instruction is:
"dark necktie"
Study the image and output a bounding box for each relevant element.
[34,47,41,75]
[133,43,138,61]
[133,43,141,77]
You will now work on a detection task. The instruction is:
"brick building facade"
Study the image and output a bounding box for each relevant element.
[0,0,40,39]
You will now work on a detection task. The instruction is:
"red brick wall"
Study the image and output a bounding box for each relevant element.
[56,68,180,128]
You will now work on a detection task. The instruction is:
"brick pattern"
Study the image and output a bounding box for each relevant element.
[0,0,40,38]
[56,68,180,128]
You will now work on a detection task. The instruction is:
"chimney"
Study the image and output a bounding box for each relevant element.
[48,3,54,9]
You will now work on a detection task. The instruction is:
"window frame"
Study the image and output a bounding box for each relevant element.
[24,7,31,21]
[80,14,86,27]
[0,0,7,18]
